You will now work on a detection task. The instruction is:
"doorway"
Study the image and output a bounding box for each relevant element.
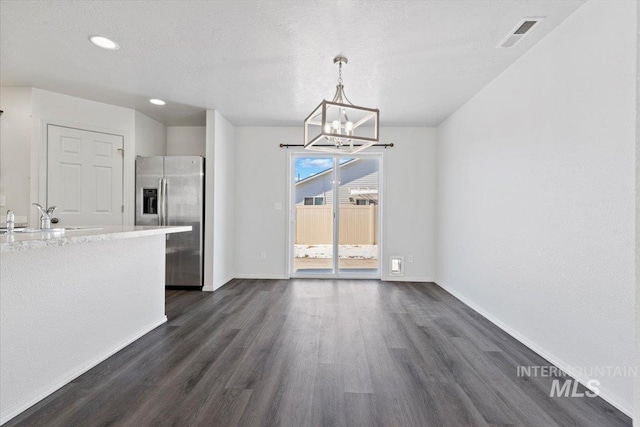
[47,125,124,226]
[290,153,382,278]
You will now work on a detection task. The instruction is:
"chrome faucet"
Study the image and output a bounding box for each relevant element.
[33,203,57,229]
[6,210,15,234]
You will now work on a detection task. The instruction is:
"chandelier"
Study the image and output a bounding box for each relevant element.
[303,56,379,154]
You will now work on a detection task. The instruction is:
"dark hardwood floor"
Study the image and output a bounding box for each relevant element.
[7,279,631,426]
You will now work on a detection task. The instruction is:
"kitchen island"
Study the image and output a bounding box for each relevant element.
[0,225,190,425]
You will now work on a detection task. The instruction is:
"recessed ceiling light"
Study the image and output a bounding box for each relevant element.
[89,35,120,50]
[149,99,166,106]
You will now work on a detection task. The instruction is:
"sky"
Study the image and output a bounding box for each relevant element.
[295,157,353,181]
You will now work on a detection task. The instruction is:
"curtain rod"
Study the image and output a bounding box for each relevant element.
[279,143,394,148]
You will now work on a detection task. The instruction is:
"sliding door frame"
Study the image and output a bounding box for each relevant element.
[287,150,383,279]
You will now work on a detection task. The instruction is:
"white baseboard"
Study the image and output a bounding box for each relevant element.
[234,274,289,280]
[0,316,167,426]
[434,280,633,418]
[382,276,434,283]
[234,275,433,283]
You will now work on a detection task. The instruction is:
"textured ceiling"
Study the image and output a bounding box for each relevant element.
[0,0,584,126]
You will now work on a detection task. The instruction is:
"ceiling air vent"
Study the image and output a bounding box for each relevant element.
[497,17,544,48]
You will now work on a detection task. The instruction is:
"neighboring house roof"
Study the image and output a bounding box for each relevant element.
[295,157,379,205]
[295,158,358,185]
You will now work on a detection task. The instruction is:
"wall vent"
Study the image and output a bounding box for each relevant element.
[497,17,545,48]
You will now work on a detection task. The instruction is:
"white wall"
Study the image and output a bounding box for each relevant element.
[134,111,166,156]
[436,0,636,415]
[635,1,640,423]
[166,126,205,156]
[233,127,292,278]
[233,127,436,281]
[204,113,215,291]
[0,87,32,222]
[212,112,236,290]
[203,110,236,291]
[383,128,436,281]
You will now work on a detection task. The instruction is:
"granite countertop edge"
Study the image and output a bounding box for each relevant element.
[0,226,192,253]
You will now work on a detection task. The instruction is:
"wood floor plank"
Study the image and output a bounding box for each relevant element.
[237,328,318,426]
[389,346,490,426]
[344,392,381,427]
[310,363,347,427]
[159,346,247,426]
[190,388,253,426]
[223,309,288,389]
[6,279,632,427]
[337,282,374,394]
[318,309,341,364]
[365,344,434,426]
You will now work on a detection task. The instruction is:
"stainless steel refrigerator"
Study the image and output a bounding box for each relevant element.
[135,156,204,288]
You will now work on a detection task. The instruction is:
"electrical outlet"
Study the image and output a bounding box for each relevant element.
[274,202,282,210]
[407,255,414,263]
[260,252,267,261]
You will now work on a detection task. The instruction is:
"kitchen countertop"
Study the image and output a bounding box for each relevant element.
[0,225,191,253]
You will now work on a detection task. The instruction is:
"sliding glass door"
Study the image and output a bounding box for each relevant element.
[290,154,381,278]
[292,157,335,275]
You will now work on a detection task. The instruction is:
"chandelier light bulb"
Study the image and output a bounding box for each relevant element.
[331,120,340,134]
[345,121,354,136]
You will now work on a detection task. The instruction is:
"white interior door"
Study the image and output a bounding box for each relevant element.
[47,125,124,226]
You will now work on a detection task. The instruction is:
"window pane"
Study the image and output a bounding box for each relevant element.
[338,157,379,274]
[294,157,334,274]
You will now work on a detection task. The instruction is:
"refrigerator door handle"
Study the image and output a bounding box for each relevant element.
[163,178,168,226]
[158,179,163,226]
